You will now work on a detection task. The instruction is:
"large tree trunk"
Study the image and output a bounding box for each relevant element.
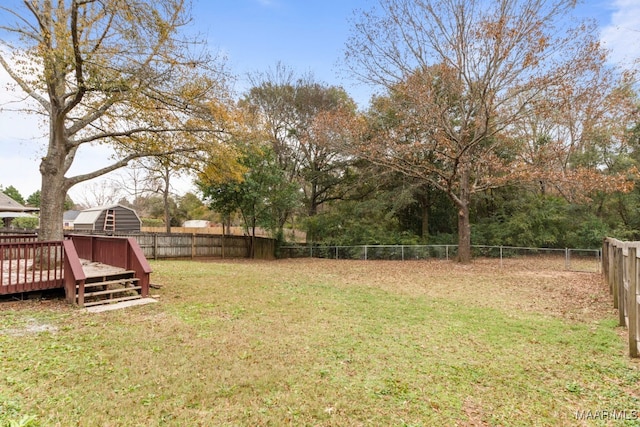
[456,166,472,264]
[249,219,256,259]
[39,178,66,242]
[163,187,171,234]
[38,123,68,242]
[457,201,471,263]
[308,183,318,217]
[417,190,430,241]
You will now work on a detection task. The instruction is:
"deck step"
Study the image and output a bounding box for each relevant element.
[83,294,142,307]
[78,278,139,289]
[84,271,137,283]
[81,286,142,298]
[76,271,143,307]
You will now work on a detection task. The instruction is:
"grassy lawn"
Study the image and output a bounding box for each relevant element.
[1,258,639,426]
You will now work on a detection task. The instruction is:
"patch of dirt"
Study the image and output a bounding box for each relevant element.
[461,396,490,426]
[0,317,58,336]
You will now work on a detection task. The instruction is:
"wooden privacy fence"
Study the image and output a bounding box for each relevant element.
[116,233,275,260]
[141,226,307,243]
[602,238,640,358]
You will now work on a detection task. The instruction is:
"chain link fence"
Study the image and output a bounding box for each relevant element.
[280,244,601,273]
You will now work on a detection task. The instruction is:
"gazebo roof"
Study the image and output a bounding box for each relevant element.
[0,212,36,218]
[0,192,38,213]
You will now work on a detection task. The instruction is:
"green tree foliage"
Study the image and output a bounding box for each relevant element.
[242,65,359,217]
[24,190,73,210]
[131,194,182,228]
[200,143,300,253]
[179,192,216,222]
[306,197,420,246]
[470,185,618,249]
[303,162,459,246]
[26,191,40,208]
[11,216,39,230]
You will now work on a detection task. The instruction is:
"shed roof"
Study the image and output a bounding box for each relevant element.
[81,204,121,212]
[63,210,81,221]
[74,210,103,225]
[74,204,140,226]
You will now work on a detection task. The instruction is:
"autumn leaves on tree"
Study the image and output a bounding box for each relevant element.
[340,0,639,262]
[0,0,232,241]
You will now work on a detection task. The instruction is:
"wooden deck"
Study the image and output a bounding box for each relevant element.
[1,235,151,305]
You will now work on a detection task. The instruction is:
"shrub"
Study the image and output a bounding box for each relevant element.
[11,217,39,230]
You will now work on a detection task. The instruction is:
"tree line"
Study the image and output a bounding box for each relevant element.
[1,0,638,261]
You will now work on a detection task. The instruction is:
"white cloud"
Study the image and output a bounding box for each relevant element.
[0,63,45,198]
[600,0,640,68]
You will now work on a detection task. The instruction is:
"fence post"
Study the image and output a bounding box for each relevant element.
[628,246,638,358]
[191,233,196,259]
[602,240,608,282]
[364,245,368,261]
[619,245,627,327]
[614,245,622,309]
[608,241,615,296]
[153,233,158,260]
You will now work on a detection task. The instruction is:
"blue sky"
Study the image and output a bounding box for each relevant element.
[0,0,639,202]
[192,0,376,105]
[193,0,637,105]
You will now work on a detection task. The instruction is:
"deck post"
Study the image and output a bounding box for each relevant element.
[62,240,86,305]
[77,280,85,307]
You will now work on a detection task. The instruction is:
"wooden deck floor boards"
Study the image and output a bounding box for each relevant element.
[1,258,126,287]
[80,260,129,279]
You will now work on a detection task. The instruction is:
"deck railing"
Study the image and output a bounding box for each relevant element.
[0,233,38,244]
[1,234,151,303]
[0,238,65,295]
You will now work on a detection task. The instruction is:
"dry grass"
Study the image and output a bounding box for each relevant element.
[1,258,639,426]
